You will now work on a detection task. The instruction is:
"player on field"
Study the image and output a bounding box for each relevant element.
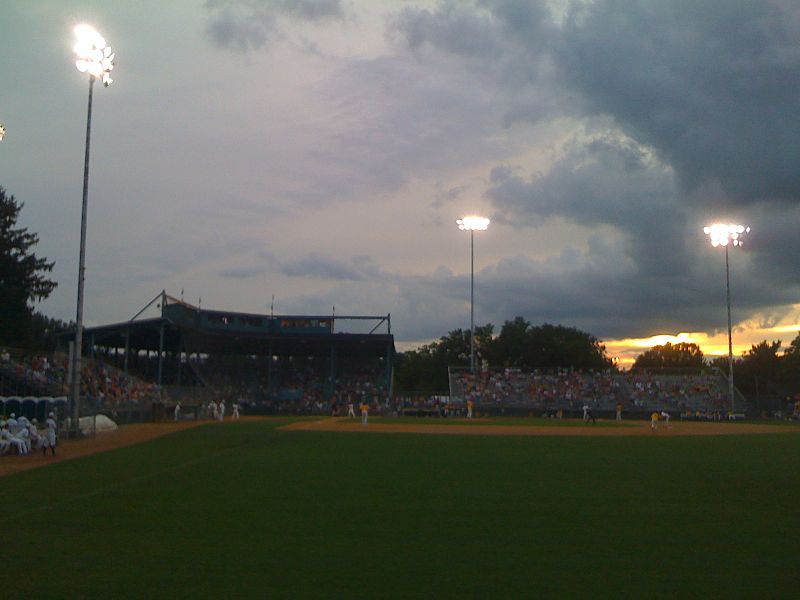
[650,411,659,432]
[360,401,369,425]
[45,412,57,455]
[660,411,671,427]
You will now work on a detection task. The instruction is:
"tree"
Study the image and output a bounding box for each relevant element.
[633,342,704,370]
[490,319,613,370]
[0,186,57,346]
[394,324,494,393]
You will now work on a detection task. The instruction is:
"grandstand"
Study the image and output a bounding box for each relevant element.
[448,366,749,417]
[59,292,395,415]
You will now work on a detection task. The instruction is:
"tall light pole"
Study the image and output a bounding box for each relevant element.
[70,24,115,435]
[457,216,490,373]
[704,223,749,414]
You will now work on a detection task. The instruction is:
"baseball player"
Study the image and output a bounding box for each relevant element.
[0,424,12,455]
[347,401,355,418]
[7,412,19,434]
[174,401,181,422]
[219,400,226,421]
[660,411,671,426]
[232,402,240,419]
[13,426,29,454]
[360,401,369,425]
[467,399,474,419]
[44,412,57,456]
[650,411,659,432]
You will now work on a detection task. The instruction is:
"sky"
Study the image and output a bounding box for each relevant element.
[1,0,799,366]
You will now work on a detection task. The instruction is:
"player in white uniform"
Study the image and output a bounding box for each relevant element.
[232,403,240,419]
[28,422,43,452]
[211,401,219,420]
[13,426,29,454]
[7,412,19,434]
[174,401,181,422]
[45,412,57,456]
[347,402,355,418]
[660,411,671,426]
[0,424,12,455]
[219,401,226,421]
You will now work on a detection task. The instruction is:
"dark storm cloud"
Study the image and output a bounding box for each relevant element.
[394,0,800,205]
[205,0,344,51]
[487,131,694,276]
[553,0,800,203]
[382,0,800,341]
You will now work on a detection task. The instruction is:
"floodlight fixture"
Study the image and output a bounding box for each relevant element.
[703,223,750,248]
[74,24,115,86]
[703,222,749,415]
[0,123,5,141]
[457,215,490,373]
[457,215,490,231]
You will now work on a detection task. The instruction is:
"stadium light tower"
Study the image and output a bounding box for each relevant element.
[457,215,490,373]
[703,223,749,415]
[69,24,115,436]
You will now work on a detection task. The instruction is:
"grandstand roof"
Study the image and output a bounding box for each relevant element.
[61,292,395,359]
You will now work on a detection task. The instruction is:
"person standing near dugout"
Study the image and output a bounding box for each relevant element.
[45,411,57,455]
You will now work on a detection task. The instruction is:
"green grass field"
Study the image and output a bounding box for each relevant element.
[2,419,798,598]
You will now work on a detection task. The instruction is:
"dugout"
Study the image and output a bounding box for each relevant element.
[59,291,395,400]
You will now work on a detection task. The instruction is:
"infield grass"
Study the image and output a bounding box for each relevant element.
[2,419,798,598]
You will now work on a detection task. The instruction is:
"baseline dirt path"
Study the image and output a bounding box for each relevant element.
[0,420,209,478]
[281,418,799,438]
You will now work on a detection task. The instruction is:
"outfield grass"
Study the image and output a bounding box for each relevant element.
[2,419,798,598]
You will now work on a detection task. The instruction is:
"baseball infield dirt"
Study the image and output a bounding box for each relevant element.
[0,420,208,478]
[281,417,798,437]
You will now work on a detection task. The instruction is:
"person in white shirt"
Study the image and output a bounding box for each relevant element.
[13,426,29,454]
[219,401,226,421]
[7,412,19,434]
[660,411,671,426]
[174,402,181,422]
[0,424,12,455]
[232,403,240,419]
[44,412,57,456]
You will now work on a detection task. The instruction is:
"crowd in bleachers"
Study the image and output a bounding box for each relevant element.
[181,355,391,416]
[449,367,731,414]
[451,368,625,411]
[1,348,161,412]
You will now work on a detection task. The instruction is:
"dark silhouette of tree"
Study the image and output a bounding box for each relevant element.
[394,318,613,392]
[633,342,704,369]
[0,186,57,346]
